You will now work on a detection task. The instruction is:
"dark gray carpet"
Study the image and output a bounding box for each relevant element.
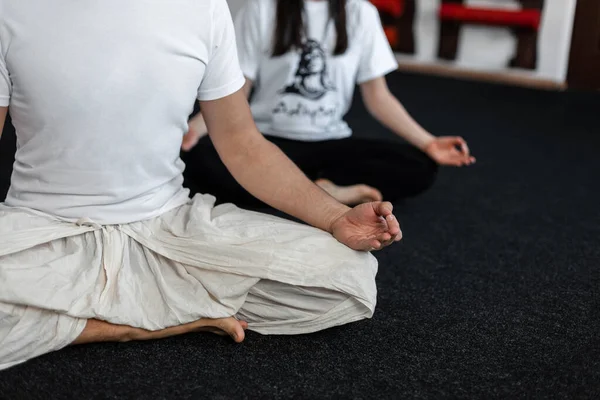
[0,72,599,399]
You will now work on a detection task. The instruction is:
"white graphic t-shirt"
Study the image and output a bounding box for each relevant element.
[235,0,398,141]
[0,0,245,224]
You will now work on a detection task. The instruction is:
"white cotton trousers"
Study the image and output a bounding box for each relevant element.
[0,194,378,370]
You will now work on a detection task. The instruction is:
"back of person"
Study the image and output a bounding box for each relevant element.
[237,0,397,141]
[0,0,243,224]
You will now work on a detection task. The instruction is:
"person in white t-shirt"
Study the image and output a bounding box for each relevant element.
[182,0,476,207]
[0,0,401,370]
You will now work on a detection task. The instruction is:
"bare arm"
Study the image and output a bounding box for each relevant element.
[0,107,7,139]
[200,89,350,233]
[183,78,253,148]
[360,77,435,150]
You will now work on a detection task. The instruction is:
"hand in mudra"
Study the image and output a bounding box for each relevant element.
[424,136,476,166]
[331,201,402,252]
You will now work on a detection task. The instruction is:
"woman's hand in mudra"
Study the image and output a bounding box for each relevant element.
[424,136,476,166]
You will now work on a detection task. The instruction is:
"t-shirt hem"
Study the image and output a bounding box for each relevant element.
[262,129,353,142]
[356,62,399,85]
[0,96,9,106]
[197,75,246,101]
[240,64,257,82]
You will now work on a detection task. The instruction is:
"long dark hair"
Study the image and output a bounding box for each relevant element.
[272,0,348,57]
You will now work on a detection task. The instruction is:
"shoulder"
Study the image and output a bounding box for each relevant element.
[346,0,380,30]
[346,0,381,24]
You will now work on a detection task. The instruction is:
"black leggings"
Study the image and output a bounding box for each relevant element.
[181,135,439,208]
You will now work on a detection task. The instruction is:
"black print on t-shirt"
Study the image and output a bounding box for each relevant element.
[272,101,339,125]
[281,39,336,101]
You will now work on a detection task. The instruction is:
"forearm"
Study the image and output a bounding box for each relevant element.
[215,131,350,232]
[365,92,435,150]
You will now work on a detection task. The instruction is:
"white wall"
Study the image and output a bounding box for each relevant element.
[399,0,577,82]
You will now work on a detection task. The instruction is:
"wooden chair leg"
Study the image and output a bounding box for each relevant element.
[438,0,464,60]
[511,0,544,69]
[397,0,416,54]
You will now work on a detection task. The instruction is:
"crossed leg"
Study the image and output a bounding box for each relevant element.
[0,303,248,370]
[72,317,249,345]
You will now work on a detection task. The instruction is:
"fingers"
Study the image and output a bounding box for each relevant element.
[384,213,401,236]
[432,136,476,167]
[369,239,382,251]
[447,156,475,167]
[442,136,469,155]
[373,201,393,218]
[372,201,401,238]
[368,230,402,251]
[451,137,476,166]
[370,218,402,251]
[453,136,470,156]
[374,202,401,237]
[447,146,476,167]
[377,232,392,243]
[378,234,395,248]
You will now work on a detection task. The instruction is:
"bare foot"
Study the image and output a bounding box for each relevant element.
[73,317,248,345]
[316,179,383,205]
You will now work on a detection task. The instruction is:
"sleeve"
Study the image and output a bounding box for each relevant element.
[197,0,246,101]
[355,2,399,84]
[233,0,263,81]
[0,39,11,107]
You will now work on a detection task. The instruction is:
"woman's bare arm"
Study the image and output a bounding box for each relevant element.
[360,77,474,166]
[360,77,435,150]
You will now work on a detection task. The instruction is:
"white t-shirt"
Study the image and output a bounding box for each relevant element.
[0,0,245,224]
[235,0,398,141]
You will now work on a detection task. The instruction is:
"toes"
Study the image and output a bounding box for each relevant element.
[358,185,382,202]
[217,318,246,343]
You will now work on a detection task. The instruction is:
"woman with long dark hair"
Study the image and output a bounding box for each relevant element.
[182,0,475,206]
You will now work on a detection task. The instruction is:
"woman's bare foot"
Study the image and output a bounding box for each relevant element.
[316,179,383,205]
[73,317,248,345]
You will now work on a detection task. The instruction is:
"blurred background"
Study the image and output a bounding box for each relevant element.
[228,0,599,91]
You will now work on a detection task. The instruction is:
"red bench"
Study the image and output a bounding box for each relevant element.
[437,0,545,69]
[439,4,542,30]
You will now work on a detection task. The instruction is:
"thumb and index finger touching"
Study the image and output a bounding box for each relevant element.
[372,201,401,238]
